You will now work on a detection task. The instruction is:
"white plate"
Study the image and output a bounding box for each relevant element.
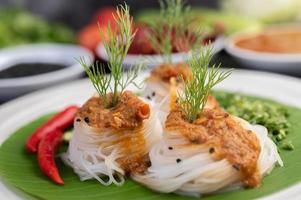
[0,43,94,101]
[97,37,224,69]
[0,69,301,200]
[225,30,301,74]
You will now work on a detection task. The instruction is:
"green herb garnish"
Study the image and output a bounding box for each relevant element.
[79,4,141,108]
[178,48,232,122]
[148,0,203,63]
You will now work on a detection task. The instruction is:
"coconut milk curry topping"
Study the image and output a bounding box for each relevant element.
[165,105,261,187]
[78,91,151,174]
[150,63,192,83]
[78,91,150,131]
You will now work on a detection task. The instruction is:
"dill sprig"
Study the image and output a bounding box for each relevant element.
[79,3,141,108]
[147,0,203,63]
[178,48,232,122]
[79,59,111,106]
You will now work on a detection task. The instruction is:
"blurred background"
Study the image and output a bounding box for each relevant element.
[0,0,219,30]
[1,0,301,103]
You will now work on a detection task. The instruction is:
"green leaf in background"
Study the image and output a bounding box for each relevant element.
[0,7,75,48]
[135,8,262,35]
[1,93,301,200]
[220,0,301,24]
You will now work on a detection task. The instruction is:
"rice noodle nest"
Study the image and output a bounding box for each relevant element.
[132,116,283,197]
[62,99,163,186]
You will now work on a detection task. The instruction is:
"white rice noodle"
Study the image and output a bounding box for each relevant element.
[144,79,181,123]
[143,79,218,124]
[143,79,171,106]
[62,99,163,186]
[132,116,283,197]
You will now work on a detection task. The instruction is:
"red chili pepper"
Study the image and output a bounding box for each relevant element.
[38,129,64,185]
[26,105,79,153]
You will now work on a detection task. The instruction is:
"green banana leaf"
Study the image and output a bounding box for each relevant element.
[0,93,301,200]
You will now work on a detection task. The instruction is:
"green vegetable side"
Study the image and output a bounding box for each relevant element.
[0,8,75,48]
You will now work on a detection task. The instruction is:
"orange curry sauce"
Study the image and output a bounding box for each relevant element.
[165,101,261,188]
[235,28,301,54]
[149,63,192,83]
[77,91,150,174]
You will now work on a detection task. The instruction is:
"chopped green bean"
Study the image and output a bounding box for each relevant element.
[282,141,294,151]
[63,130,73,143]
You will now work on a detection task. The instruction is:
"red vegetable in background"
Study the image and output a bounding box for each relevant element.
[91,7,117,27]
[128,25,155,55]
[77,25,103,54]
[38,129,64,185]
[26,105,78,153]
[77,7,117,54]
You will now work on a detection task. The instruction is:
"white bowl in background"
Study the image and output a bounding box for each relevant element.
[0,43,94,101]
[97,36,224,69]
[225,28,301,74]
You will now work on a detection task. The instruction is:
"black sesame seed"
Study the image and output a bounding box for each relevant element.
[76,118,81,122]
[168,146,173,150]
[152,91,156,97]
[209,147,215,154]
[84,117,90,123]
[232,164,240,171]
[176,158,181,163]
[190,139,198,144]
[146,95,151,100]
